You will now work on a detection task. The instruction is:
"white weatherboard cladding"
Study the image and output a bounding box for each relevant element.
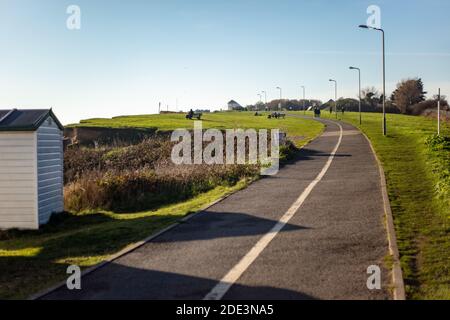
[37,116,64,225]
[0,132,38,229]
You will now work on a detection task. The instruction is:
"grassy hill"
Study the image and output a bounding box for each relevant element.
[69,112,324,147]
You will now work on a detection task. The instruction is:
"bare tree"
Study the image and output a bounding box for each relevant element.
[361,86,380,109]
[391,78,427,114]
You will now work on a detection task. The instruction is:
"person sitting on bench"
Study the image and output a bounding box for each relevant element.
[186,109,194,119]
[186,109,202,120]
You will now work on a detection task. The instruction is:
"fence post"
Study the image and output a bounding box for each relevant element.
[438,88,441,136]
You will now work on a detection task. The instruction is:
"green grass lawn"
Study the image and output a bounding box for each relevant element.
[0,113,323,299]
[294,110,450,300]
[69,111,324,147]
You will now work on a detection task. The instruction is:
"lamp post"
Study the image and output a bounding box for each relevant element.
[359,24,386,136]
[301,85,306,115]
[349,66,362,125]
[261,91,267,110]
[276,87,282,111]
[257,93,261,111]
[329,79,337,119]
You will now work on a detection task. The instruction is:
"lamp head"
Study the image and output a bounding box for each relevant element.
[359,24,369,29]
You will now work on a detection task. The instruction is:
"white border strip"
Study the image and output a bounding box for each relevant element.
[204,123,344,300]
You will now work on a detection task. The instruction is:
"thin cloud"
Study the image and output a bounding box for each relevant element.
[299,50,450,57]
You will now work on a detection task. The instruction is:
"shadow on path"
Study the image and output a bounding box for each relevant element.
[42,262,318,300]
[152,211,309,243]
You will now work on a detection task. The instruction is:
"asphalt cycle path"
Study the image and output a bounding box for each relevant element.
[42,118,391,300]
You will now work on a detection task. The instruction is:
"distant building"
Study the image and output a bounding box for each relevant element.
[321,99,335,110]
[228,100,243,111]
[195,109,210,113]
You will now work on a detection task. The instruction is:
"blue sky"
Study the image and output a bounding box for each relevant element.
[1,0,449,124]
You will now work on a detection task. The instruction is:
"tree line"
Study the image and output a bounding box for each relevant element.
[245,78,448,115]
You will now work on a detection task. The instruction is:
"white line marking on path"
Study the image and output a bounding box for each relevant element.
[204,122,344,300]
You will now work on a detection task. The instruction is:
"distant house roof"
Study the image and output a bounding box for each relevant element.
[0,109,64,132]
[320,99,335,108]
[228,100,242,106]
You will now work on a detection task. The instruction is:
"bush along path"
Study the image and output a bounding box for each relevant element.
[63,133,299,213]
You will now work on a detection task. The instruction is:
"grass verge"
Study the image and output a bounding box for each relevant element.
[296,111,449,300]
[0,180,249,299]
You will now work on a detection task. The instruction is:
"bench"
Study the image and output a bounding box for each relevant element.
[268,112,286,119]
[186,113,202,120]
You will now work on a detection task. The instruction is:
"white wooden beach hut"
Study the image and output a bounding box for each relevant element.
[0,109,64,230]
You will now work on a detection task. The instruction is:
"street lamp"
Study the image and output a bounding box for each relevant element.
[329,79,337,119]
[301,85,306,115]
[359,24,386,136]
[261,91,267,111]
[276,87,282,111]
[257,93,262,111]
[349,66,362,125]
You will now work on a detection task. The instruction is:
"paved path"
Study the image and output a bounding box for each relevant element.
[43,118,391,300]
